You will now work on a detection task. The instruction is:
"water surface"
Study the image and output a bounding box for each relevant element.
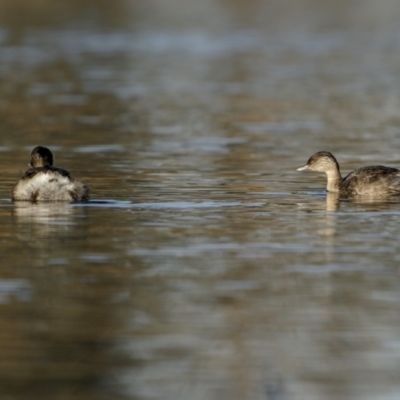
[2,1,400,399]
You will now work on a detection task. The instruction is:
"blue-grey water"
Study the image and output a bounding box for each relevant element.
[1,1,400,399]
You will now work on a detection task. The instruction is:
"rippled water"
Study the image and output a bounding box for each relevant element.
[2,1,400,399]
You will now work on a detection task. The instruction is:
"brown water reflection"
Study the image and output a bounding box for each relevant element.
[2,0,400,399]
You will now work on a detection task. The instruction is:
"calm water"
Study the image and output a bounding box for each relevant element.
[2,1,400,399]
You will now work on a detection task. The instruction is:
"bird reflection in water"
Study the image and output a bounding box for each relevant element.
[12,202,75,234]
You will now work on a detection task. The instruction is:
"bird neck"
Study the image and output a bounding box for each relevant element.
[326,168,342,193]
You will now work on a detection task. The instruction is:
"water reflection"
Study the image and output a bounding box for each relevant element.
[326,192,340,212]
[11,202,81,271]
[12,202,74,227]
[299,191,400,213]
[0,279,32,304]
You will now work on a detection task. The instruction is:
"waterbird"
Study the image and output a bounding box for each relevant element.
[297,151,400,196]
[12,146,90,202]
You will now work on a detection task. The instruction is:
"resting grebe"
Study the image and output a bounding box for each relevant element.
[12,146,90,202]
[297,151,400,196]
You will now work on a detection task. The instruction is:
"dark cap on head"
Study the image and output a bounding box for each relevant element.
[30,146,54,168]
[297,151,340,172]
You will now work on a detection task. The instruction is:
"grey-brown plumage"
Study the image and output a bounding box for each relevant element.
[297,151,400,196]
[12,146,90,202]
